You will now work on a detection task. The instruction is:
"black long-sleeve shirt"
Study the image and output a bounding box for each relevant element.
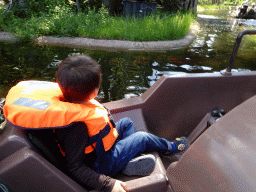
[55,122,116,192]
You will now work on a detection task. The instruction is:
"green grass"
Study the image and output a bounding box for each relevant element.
[93,13,194,41]
[197,4,230,11]
[0,6,194,42]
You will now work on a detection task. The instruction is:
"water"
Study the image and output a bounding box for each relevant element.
[1,10,256,102]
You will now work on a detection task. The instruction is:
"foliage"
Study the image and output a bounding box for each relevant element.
[162,0,181,13]
[0,5,194,42]
[65,0,103,12]
[5,0,66,18]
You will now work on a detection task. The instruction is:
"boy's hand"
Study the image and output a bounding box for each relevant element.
[111,180,127,192]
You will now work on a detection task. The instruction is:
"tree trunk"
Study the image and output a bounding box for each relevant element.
[193,0,197,12]
[76,0,80,12]
[183,0,197,12]
[184,0,189,10]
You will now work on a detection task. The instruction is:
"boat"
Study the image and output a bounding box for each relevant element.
[1,30,256,192]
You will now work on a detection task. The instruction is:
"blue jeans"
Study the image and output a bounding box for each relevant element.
[93,117,174,176]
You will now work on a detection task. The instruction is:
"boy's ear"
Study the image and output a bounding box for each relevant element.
[84,88,99,102]
[94,87,99,96]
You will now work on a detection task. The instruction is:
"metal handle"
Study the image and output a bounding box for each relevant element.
[224,30,256,75]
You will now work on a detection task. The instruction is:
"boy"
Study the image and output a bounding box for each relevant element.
[4,55,189,192]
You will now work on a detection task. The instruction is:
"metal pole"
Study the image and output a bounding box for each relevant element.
[225,30,256,75]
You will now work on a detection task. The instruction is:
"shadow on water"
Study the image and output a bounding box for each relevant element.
[1,10,256,102]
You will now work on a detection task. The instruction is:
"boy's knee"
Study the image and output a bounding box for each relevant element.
[122,117,132,122]
[122,117,134,126]
[134,131,150,140]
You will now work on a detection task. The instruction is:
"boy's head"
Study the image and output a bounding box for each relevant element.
[56,55,101,103]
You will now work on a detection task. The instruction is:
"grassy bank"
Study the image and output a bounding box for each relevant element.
[0,5,194,42]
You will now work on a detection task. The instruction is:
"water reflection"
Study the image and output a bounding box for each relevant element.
[1,11,256,102]
[239,20,256,26]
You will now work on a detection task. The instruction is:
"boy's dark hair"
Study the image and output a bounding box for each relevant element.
[56,55,101,102]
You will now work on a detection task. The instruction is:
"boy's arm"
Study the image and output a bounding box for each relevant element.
[56,122,116,192]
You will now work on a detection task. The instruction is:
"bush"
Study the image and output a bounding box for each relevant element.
[0,9,5,31]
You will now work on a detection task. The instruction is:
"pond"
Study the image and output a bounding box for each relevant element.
[1,9,256,102]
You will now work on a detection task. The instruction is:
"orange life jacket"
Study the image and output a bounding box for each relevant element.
[3,80,118,154]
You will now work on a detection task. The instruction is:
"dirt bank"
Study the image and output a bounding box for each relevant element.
[0,23,199,51]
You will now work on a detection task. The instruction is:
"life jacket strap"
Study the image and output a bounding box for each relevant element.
[104,106,116,128]
[87,123,112,173]
[87,123,111,146]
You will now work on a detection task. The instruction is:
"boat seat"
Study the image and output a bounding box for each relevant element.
[26,123,169,192]
[109,109,170,192]
[0,147,88,192]
[0,124,89,192]
[0,121,169,192]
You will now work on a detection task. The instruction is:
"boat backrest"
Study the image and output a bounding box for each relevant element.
[26,128,66,169]
[105,72,256,142]
[141,72,256,140]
